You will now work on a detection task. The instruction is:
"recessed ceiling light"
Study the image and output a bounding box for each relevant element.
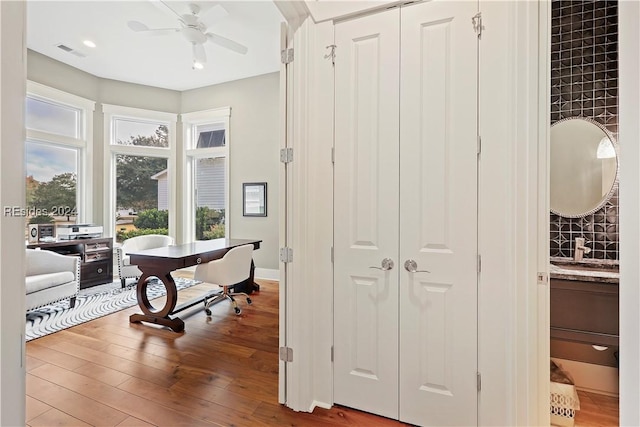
[193,61,204,70]
[83,40,96,48]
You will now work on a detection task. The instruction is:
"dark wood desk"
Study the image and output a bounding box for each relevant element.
[128,238,261,332]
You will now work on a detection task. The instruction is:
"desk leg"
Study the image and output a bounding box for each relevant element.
[236,259,259,294]
[250,259,260,292]
[129,313,185,332]
[129,271,185,332]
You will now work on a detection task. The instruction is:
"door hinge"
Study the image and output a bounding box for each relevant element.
[331,147,335,164]
[280,247,293,263]
[477,135,482,157]
[280,147,293,163]
[537,272,548,285]
[281,48,294,64]
[472,12,483,38]
[477,254,482,274]
[331,246,334,263]
[477,372,482,391]
[279,346,294,362]
[331,346,334,362]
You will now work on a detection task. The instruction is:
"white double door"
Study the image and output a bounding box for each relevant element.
[333,2,479,425]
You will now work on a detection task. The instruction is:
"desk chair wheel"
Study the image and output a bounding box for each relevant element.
[205,308,212,316]
[234,307,242,315]
[246,297,252,305]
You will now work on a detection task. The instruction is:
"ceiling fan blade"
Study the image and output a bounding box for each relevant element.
[127,21,179,36]
[127,20,149,32]
[206,33,248,55]
[193,43,207,63]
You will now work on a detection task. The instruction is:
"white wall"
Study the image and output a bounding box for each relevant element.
[26,52,280,270]
[0,2,26,425]
[182,73,281,270]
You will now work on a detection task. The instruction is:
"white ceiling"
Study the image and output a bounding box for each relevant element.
[27,1,285,91]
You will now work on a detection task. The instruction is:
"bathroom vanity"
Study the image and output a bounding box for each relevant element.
[550,257,619,367]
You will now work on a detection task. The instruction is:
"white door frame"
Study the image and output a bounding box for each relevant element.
[281,1,550,425]
[619,1,640,424]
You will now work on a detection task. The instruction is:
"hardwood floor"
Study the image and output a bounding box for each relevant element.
[26,279,406,427]
[574,390,619,427]
[26,278,619,426]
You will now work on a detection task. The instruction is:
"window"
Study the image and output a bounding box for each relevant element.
[25,81,95,231]
[26,97,79,139]
[182,107,230,241]
[113,118,169,148]
[194,157,226,240]
[196,124,226,148]
[103,105,176,242]
[25,142,79,219]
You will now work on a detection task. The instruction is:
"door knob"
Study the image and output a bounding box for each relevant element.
[404,259,430,273]
[369,258,394,271]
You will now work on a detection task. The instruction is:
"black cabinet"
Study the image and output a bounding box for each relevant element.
[27,237,113,289]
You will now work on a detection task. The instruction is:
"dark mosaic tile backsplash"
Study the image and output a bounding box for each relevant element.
[550,0,618,260]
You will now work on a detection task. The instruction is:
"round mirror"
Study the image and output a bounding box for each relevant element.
[550,117,618,217]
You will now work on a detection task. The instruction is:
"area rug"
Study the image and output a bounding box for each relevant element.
[25,278,199,341]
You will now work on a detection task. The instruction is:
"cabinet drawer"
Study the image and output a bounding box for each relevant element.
[85,241,111,252]
[550,279,619,336]
[81,260,111,282]
[85,250,111,263]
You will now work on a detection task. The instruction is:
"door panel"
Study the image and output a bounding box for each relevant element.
[333,8,400,419]
[334,1,478,425]
[399,1,478,426]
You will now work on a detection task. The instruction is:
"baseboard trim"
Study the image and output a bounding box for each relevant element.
[552,358,619,396]
[576,386,619,398]
[255,268,279,281]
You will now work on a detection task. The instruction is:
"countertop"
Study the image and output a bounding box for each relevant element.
[549,257,619,284]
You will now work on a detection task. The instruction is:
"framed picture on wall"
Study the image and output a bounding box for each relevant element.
[243,182,267,217]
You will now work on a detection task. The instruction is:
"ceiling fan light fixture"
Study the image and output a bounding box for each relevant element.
[192,61,204,70]
[83,40,96,48]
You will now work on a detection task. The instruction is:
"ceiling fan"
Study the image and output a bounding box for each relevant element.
[127,2,248,70]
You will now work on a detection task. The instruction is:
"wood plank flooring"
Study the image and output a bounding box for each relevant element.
[26,279,406,427]
[26,278,619,426]
[574,390,619,427]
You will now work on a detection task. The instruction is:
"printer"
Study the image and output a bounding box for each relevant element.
[56,224,104,240]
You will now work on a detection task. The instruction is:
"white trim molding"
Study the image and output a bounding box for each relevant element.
[619,0,640,425]
[27,80,95,112]
[0,2,27,425]
[254,268,279,281]
[26,80,96,224]
[284,2,544,424]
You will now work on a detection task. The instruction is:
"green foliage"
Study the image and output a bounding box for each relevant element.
[31,173,76,216]
[116,228,168,242]
[29,214,55,224]
[195,207,224,240]
[26,175,39,206]
[202,224,225,240]
[133,209,169,230]
[116,125,168,211]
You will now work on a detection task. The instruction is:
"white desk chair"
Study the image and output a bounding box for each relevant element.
[194,244,254,316]
[116,234,174,287]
